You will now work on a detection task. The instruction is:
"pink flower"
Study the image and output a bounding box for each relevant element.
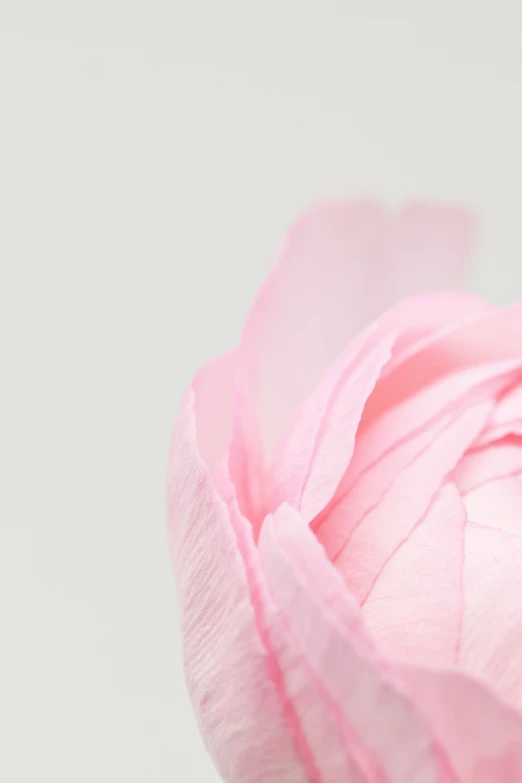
[167,201,522,783]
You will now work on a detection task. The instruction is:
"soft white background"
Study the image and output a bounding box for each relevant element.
[1,2,520,781]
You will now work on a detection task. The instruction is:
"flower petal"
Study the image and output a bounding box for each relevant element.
[398,666,522,782]
[460,522,522,709]
[333,399,492,603]
[221,475,369,783]
[474,382,522,447]
[271,327,397,523]
[191,352,236,477]
[230,201,476,521]
[350,359,522,485]
[167,364,309,783]
[362,483,466,667]
[463,474,522,535]
[260,504,458,783]
[453,434,522,538]
[317,404,457,561]
[317,357,522,558]
[270,291,489,525]
[384,202,476,296]
[453,440,522,494]
[364,303,522,425]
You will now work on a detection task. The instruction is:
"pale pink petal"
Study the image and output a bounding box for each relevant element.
[488,382,522,427]
[474,381,522,447]
[241,202,475,456]
[350,358,522,484]
[316,358,522,555]
[460,522,522,710]
[260,505,458,783]
[317,405,457,560]
[476,420,522,446]
[454,435,522,537]
[268,323,397,519]
[384,201,476,296]
[192,352,236,477]
[364,303,522,425]
[166,372,309,783]
[270,292,489,525]
[220,473,368,783]
[334,400,492,604]
[398,665,522,782]
[230,202,476,521]
[463,475,522,535]
[230,201,388,521]
[299,334,398,523]
[452,441,522,494]
[362,483,466,667]
[266,504,371,644]
[298,334,396,524]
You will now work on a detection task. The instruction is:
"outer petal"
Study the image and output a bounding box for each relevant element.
[230,201,476,521]
[166,359,309,783]
[192,352,236,476]
[384,202,476,297]
[259,505,458,783]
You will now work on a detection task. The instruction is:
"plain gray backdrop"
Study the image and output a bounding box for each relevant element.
[1,2,521,781]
